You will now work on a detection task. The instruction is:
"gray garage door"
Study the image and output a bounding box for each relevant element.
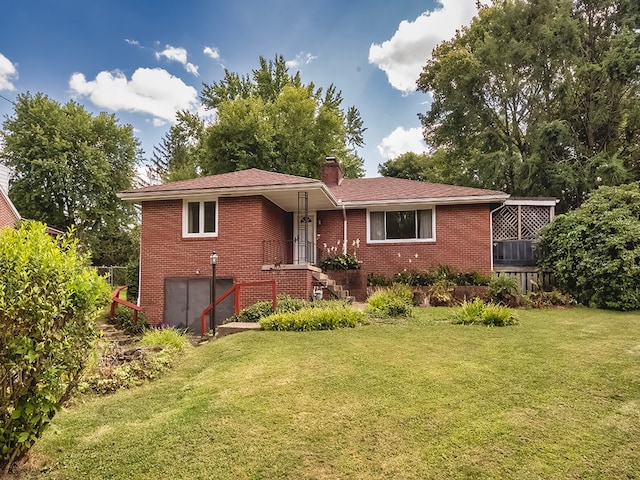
[164,277,235,333]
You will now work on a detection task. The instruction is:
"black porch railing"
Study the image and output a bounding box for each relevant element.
[263,240,318,265]
[493,240,537,266]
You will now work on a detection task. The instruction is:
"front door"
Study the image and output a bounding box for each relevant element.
[294,213,315,264]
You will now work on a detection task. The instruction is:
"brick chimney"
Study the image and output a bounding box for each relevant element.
[321,157,343,186]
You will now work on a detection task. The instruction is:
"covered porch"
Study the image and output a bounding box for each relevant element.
[492,198,557,269]
[259,188,336,268]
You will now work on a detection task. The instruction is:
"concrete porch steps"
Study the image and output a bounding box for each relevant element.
[216,322,262,338]
[312,271,355,302]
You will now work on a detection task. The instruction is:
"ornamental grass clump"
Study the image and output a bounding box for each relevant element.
[139,327,192,351]
[365,283,414,317]
[451,298,518,326]
[259,306,363,331]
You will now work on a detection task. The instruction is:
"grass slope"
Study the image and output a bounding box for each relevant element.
[22,307,640,479]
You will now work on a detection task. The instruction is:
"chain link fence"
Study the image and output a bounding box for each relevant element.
[95,266,128,287]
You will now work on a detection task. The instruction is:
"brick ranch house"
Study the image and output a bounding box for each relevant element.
[119,158,554,330]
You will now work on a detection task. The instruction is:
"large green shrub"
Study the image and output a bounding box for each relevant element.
[259,306,363,331]
[537,183,640,310]
[0,222,110,473]
[365,283,414,317]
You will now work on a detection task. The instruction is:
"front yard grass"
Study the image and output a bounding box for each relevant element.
[19,307,640,479]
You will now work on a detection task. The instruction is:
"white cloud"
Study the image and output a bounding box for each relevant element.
[286,52,317,69]
[377,127,427,159]
[125,38,140,46]
[369,0,483,93]
[203,46,220,60]
[68,68,198,123]
[155,45,199,76]
[0,53,18,91]
[186,62,199,76]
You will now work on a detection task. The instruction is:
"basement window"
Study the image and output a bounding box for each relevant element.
[183,199,217,237]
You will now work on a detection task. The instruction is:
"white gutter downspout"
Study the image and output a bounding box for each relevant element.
[342,203,348,255]
[137,233,142,306]
[490,203,506,272]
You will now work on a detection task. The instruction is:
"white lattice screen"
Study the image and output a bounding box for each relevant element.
[521,207,551,239]
[493,205,551,241]
[493,206,519,240]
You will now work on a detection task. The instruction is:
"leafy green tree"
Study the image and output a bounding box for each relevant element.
[2,93,141,265]
[200,54,366,178]
[0,222,110,473]
[378,151,453,184]
[417,0,640,211]
[537,183,640,310]
[148,111,205,183]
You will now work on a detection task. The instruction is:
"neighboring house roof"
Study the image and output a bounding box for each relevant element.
[0,187,21,229]
[0,165,10,194]
[329,177,508,206]
[119,168,509,211]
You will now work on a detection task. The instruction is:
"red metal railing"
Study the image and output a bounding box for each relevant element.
[201,280,277,336]
[110,286,143,324]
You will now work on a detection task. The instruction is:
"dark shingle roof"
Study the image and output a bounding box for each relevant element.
[123,168,319,195]
[120,168,508,207]
[329,177,507,204]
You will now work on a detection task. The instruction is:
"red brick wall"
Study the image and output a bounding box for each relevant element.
[140,195,494,322]
[317,204,493,300]
[0,193,19,229]
[140,195,312,325]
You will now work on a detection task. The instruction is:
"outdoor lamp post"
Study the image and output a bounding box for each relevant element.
[210,251,218,331]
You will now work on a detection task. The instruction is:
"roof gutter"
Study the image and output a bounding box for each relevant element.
[340,194,510,208]
[119,181,339,206]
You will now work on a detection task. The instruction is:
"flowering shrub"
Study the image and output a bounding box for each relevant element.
[319,253,360,271]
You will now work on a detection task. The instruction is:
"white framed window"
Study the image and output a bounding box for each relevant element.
[367,207,435,243]
[183,199,218,237]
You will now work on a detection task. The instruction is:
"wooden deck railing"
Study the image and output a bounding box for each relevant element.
[109,286,143,324]
[201,280,277,336]
[493,240,537,266]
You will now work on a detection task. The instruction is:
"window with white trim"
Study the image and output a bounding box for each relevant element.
[368,208,434,242]
[183,199,217,237]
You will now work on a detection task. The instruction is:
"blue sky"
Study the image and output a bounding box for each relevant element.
[0,1,481,178]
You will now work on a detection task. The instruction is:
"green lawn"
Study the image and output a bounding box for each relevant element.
[21,307,640,479]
